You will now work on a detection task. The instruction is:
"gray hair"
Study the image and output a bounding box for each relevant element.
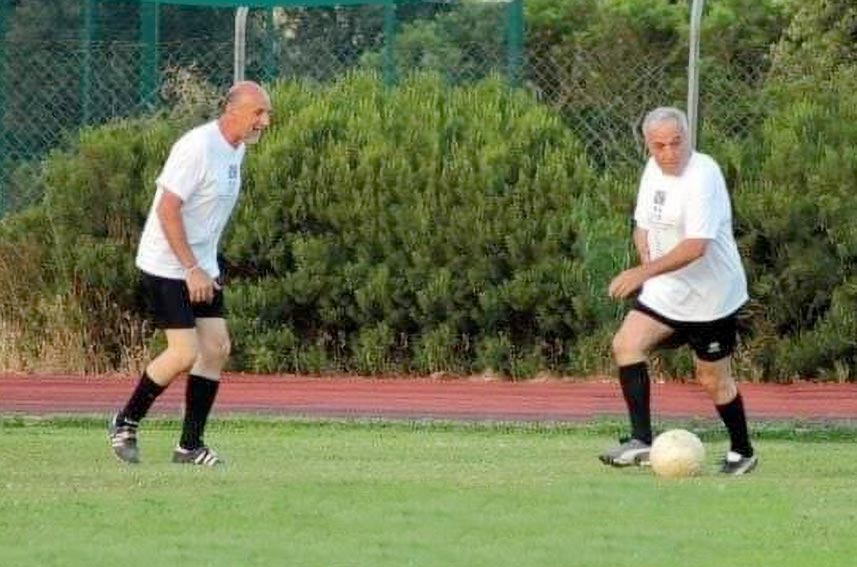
[642,107,689,138]
[224,80,266,109]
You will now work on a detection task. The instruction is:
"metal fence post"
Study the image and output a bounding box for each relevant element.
[687,0,705,149]
[140,1,160,109]
[0,0,7,216]
[506,0,523,88]
[235,6,249,82]
[81,0,94,125]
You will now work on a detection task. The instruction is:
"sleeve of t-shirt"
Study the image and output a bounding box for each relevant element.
[155,134,205,201]
[684,162,725,239]
[633,160,653,230]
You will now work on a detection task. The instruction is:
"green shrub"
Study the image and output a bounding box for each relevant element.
[413,323,464,375]
[733,66,857,380]
[0,71,612,377]
[220,72,619,377]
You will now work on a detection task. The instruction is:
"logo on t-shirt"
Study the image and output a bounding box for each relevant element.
[653,189,666,221]
[227,164,239,195]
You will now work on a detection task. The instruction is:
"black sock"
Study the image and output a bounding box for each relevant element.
[716,393,753,457]
[619,362,652,444]
[179,374,220,451]
[118,372,166,425]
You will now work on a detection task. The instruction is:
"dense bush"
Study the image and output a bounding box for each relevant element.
[732,69,857,381]
[0,118,180,371]
[225,73,629,376]
[0,72,633,377]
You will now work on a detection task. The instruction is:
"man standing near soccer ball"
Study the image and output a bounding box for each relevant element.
[600,106,757,475]
[108,81,272,466]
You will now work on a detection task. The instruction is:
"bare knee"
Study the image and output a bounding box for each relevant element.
[168,343,200,371]
[198,335,231,367]
[612,311,673,367]
[147,341,199,384]
[696,362,737,404]
[612,331,646,367]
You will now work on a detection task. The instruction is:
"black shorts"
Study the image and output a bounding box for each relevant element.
[632,299,739,362]
[140,272,225,329]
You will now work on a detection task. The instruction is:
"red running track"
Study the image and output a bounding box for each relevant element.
[1,373,856,422]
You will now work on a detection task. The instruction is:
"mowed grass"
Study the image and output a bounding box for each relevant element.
[1,418,856,567]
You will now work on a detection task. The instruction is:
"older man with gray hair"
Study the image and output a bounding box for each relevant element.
[599,106,757,475]
[108,81,272,466]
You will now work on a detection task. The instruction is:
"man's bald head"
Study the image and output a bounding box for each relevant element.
[219,81,272,146]
[225,81,268,111]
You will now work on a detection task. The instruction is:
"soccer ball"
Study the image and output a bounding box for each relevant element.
[649,429,705,478]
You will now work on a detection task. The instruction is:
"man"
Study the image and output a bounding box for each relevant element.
[600,107,757,475]
[108,81,272,466]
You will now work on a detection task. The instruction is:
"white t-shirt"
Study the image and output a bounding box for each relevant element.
[136,121,245,280]
[633,152,748,321]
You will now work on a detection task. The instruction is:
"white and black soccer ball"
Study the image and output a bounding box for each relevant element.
[649,429,705,478]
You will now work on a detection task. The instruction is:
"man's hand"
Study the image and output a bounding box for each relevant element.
[609,239,708,300]
[608,266,649,300]
[185,267,220,303]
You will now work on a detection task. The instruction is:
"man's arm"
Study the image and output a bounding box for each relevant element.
[157,190,197,270]
[608,238,708,299]
[157,189,218,303]
[633,226,650,264]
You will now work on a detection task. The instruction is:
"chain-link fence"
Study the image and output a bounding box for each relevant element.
[526,46,686,168]
[0,0,780,215]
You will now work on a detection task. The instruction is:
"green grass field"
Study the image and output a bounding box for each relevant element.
[1,417,855,567]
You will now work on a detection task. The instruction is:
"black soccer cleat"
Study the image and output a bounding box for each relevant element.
[108,414,140,464]
[719,451,758,475]
[598,437,651,467]
[172,445,223,467]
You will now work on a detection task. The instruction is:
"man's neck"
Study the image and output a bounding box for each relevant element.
[217,116,242,148]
